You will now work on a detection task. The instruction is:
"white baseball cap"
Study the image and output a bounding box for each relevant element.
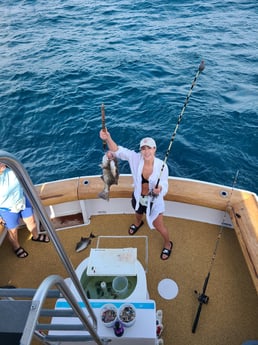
[140,137,156,148]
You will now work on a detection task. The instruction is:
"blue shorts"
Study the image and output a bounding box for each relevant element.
[0,197,34,230]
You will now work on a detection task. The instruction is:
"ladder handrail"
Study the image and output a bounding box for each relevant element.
[20,275,95,345]
[0,150,103,345]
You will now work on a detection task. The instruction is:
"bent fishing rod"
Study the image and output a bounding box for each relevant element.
[192,170,240,334]
[154,60,205,191]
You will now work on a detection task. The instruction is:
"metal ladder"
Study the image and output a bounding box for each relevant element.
[0,275,112,344]
[0,150,105,345]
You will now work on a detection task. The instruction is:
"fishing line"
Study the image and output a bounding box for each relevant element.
[192,170,240,334]
[154,60,205,190]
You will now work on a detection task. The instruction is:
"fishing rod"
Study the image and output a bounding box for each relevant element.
[154,60,205,190]
[192,170,240,333]
[101,103,106,151]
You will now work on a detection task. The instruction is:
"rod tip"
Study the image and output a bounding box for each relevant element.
[198,60,205,72]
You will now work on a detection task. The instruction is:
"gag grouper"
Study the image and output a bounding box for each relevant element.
[98,152,119,201]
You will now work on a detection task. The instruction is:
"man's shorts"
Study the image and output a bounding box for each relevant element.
[0,197,33,230]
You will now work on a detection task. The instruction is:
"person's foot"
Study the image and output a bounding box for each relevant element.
[31,234,50,243]
[160,241,173,260]
[128,220,144,235]
[14,247,29,258]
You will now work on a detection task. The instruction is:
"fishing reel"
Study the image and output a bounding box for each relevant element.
[148,189,158,198]
[194,290,209,304]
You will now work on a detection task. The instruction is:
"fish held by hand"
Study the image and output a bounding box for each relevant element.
[98,151,119,201]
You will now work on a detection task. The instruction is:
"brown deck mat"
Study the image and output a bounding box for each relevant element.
[0,214,257,345]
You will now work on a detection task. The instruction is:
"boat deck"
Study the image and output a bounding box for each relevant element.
[0,214,258,345]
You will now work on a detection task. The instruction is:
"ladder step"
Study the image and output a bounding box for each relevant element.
[36,323,86,331]
[0,288,61,298]
[44,334,93,342]
[40,308,76,317]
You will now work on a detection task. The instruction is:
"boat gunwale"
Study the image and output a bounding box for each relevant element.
[36,174,257,207]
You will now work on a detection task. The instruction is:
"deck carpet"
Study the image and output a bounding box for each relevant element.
[0,214,257,345]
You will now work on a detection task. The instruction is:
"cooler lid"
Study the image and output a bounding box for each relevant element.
[86,248,137,276]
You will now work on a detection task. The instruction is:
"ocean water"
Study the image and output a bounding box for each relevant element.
[0,0,257,193]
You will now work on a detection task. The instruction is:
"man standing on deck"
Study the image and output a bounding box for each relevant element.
[0,162,49,258]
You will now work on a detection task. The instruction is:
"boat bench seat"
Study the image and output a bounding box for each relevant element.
[229,195,258,294]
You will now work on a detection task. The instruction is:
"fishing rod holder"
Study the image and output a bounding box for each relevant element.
[194,290,209,304]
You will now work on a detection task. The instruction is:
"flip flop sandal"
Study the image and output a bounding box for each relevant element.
[128,220,144,235]
[14,247,29,258]
[31,234,50,243]
[160,241,173,260]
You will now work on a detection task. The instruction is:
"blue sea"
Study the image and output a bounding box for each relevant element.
[0,0,257,193]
